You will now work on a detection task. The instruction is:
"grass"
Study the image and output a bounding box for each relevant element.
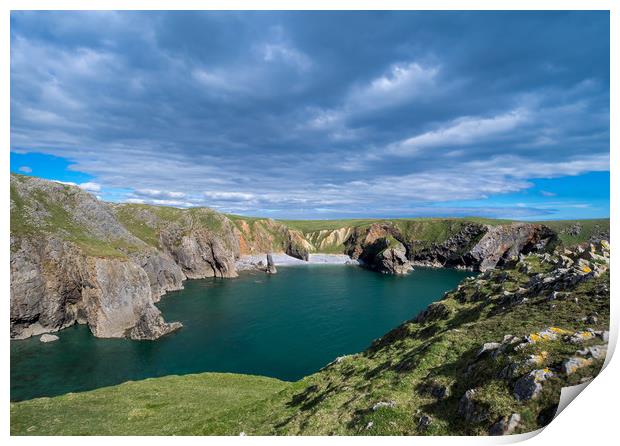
[11,373,289,435]
[536,219,610,246]
[278,219,380,233]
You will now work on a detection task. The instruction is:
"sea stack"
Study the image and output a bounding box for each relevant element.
[266,254,277,274]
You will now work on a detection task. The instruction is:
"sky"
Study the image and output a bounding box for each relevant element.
[10,11,610,220]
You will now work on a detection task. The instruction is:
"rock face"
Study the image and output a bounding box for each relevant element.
[465,223,557,271]
[129,250,185,302]
[375,243,413,275]
[10,233,182,341]
[344,223,413,274]
[160,227,239,279]
[285,230,311,261]
[10,175,188,340]
[344,221,557,273]
[409,222,487,267]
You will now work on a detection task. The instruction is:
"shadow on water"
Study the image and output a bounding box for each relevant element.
[11,265,474,401]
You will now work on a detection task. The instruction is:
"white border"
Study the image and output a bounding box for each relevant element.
[2,2,616,445]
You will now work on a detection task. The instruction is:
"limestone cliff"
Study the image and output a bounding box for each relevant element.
[10,173,609,341]
[10,175,184,340]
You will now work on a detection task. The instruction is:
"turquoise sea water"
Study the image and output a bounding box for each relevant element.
[10,265,474,401]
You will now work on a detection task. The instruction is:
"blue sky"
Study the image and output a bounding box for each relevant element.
[10,11,609,220]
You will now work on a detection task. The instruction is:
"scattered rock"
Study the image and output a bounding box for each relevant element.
[419,381,451,400]
[40,333,59,343]
[577,344,608,360]
[569,330,596,344]
[458,389,489,422]
[477,342,501,358]
[562,357,593,375]
[372,400,396,411]
[516,327,569,350]
[526,351,549,366]
[418,414,433,430]
[489,413,521,435]
[514,368,554,401]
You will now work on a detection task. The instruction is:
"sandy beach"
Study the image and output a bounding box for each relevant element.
[235,253,359,271]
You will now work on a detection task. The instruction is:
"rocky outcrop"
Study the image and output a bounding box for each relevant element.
[465,223,557,271]
[11,236,89,339]
[130,250,185,302]
[160,227,239,279]
[344,221,557,273]
[409,222,487,267]
[285,229,311,261]
[266,254,277,274]
[10,234,182,340]
[10,176,187,340]
[375,243,413,275]
[344,223,413,274]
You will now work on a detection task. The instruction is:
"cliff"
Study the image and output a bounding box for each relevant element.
[10,173,610,341]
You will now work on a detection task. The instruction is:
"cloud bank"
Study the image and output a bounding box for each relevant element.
[10,11,609,218]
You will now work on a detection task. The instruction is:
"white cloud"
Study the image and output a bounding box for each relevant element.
[125,197,193,208]
[192,68,236,91]
[203,191,256,201]
[303,61,439,140]
[387,109,529,156]
[53,180,77,186]
[348,62,439,110]
[18,166,32,173]
[261,43,312,71]
[135,188,187,199]
[79,182,101,192]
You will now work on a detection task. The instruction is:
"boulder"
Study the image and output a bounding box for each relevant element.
[477,342,501,358]
[418,414,433,430]
[458,389,489,422]
[372,400,396,411]
[514,369,554,401]
[562,357,593,375]
[489,413,521,435]
[40,333,59,343]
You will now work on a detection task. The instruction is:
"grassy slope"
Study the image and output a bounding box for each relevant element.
[11,253,609,435]
[534,219,610,247]
[11,373,287,435]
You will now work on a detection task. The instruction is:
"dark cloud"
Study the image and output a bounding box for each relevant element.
[10,11,609,218]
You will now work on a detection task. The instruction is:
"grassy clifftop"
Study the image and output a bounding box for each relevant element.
[11,241,610,436]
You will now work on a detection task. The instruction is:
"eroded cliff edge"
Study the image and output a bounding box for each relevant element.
[10,174,610,340]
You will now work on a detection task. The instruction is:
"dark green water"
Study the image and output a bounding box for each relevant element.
[11,265,473,401]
